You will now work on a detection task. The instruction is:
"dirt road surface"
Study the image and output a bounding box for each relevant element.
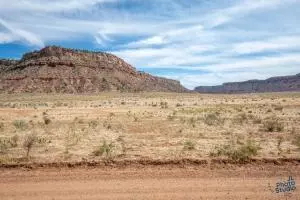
[0,165,299,200]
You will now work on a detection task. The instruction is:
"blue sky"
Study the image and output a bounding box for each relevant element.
[0,0,300,89]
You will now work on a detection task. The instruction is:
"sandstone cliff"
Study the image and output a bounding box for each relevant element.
[0,46,187,93]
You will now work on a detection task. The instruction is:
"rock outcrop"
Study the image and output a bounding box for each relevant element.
[194,74,300,94]
[0,46,188,93]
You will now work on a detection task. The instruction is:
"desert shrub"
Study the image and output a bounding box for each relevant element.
[232,112,248,125]
[263,117,284,132]
[0,122,4,131]
[151,102,157,107]
[43,116,51,125]
[273,105,283,111]
[266,108,273,113]
[23,134,38,158]
[277,136,284,154]
[103,120,112,129]
[292,134,300,150]
[210,140,260,162]
[133,115,139,122]
[204,113,223,126]
[9,135,18,148]
[88,120,99,129]
[0,135,19,153]
[117,135,126,154]
[252,116,262,124]
[13,120,28,130]
[0,139,9,153]
[187,117,197,128]
[176,103,183,107]
[167,114,175,121]
[93,140,114,158]
[160,102,168,109]
[78,119,84,124]
[183,140,196,151]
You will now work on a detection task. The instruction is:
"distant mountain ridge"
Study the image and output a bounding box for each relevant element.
[0,46,188,93]
[194,73,300,94]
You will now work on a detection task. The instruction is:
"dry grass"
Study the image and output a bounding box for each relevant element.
[0,92,299,163]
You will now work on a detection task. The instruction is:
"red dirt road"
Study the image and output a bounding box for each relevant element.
[0,165,299,200]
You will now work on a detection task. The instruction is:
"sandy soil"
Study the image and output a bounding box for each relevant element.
[0,165,299,200]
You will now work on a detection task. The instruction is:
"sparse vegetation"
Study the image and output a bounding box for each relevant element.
[43,116,52,125]
[93,140,114,158]
[263,117,284,132]
[160,102,168,109]
[12,120,28,130]
[23,134,38,158]
[183,140,196,151]
[232,112,247,125]
[292,134,300,150]
[277,136,284,155]
[0,92,298,164]
[0,122,4,131]
[273,105,283,111]
[210,140,261,162]
[88,120,99,129]
[204,113,223,126]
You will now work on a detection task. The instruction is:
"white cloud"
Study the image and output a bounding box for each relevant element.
[201,53,300,72]
[0,0,117,13]
[125,25,204,48]
[126,36,166,48]
[0,18,44,47]
[230,36,300,54]
[0,32,15,43]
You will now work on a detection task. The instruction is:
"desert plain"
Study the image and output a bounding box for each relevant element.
[0,92,299,199]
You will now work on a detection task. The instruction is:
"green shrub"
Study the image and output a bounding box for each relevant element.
[210,140,260,162]
[13,120,28,130]
[183,140,196,151]
[93,140,114,158]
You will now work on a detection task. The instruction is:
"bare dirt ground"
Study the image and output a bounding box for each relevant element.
[0,164,299,200]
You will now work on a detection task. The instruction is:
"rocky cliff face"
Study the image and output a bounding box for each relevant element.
[194,74,300,94]
[0,46,187,93]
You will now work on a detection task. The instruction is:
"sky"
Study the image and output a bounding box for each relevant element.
[0,0,300,89]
